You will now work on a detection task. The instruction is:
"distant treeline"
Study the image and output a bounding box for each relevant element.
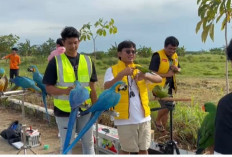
[0,34,226,59]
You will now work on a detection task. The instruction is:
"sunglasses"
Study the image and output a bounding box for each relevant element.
[125,50,136,54]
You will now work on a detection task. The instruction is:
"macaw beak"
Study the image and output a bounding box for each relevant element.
[118,83,127,92]
[202,105,205,112]
[27,67,34,72]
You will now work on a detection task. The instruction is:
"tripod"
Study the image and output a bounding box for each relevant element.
[151,101,180,154]
[17,124,36,154]
[17,89,36,155]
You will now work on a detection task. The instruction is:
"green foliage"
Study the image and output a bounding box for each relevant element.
[173,101,205,147]
[106,43,118,58]
[79,18,118,55]
[93,51,107,60]
[36,38,56,57]
[196,0,232,42]
[179,53,231,78]
[176,46,186,56]
[133,58,151,65]
[18,39,38,57]
[0,34,19,53]
[137,46,152,57]
[0,35,56,59]
[209,47,224,54]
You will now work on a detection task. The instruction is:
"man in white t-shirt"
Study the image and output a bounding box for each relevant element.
[104,40,162,154]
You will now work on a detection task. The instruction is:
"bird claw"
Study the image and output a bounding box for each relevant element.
[79,104,91,110]
[76,111,81,118]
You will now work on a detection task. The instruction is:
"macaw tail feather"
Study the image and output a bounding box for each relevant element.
[63,111,102,154]
[63,108,78,153]
[196,148,204,154]
[33,86,41,92]
[42,93,50,123]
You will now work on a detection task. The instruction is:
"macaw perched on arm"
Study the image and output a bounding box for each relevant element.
[63,81,127,154]
[63,80,90,153]
[28,65,50,123]
[10,76,41,92]
[0,68,8,95]
[196,102,217,154]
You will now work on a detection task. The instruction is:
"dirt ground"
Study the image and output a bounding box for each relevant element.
[0,106,82,155]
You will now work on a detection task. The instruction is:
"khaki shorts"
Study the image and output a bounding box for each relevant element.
[117,121,151,152]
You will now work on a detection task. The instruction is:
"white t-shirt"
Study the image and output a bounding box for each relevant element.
[104,67,151,126]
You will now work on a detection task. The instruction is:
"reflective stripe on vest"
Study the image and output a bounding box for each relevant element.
[54,53,92,112]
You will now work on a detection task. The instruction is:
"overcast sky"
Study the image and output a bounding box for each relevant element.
[0,0,231,53]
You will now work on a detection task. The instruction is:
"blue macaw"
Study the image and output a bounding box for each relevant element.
[63,80,90,153]
[28,65,50,123]
[10,76,41,92]
[63,81,127,154]
[0,68,8,95]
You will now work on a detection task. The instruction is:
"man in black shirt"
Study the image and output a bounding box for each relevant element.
[43,26,97,154]
[214,39,232,154]
[149,36,180,132]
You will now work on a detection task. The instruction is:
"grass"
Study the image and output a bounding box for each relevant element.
[1,53,231,152]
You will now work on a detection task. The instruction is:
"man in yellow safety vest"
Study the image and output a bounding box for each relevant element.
[43,26,97,154]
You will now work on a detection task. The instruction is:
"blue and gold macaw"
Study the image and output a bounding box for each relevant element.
[28,65,50,123]
[63,80,90,153]
[196,102,217,154]
[0,68,8,95]
[63,81,127,154]
[10,76,41,92]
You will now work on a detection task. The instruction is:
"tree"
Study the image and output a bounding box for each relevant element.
[196,0,232,93]
[18,39,37,57]
[0,34,19,54]
[209,47,224,54]
[107,42,118,58]
[176,46,186,56]
[37,38,56,57]
[79,18,118,58]
[137,46,153,57]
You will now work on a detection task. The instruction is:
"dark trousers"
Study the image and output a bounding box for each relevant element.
[10,69,19,79]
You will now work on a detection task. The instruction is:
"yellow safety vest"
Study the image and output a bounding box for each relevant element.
[111,60,150,119]
[54,53,92,112]
[149,49,178,92]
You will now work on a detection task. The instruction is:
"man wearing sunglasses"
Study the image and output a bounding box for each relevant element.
[149,36,180,133]
[104,40,162,154]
